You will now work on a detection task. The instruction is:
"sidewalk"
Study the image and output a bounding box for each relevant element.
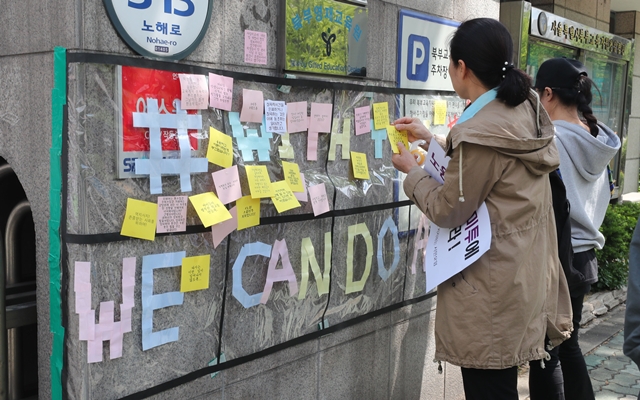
[518,303,640,399]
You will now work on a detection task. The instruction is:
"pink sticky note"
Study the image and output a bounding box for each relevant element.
[74,261,91,292]
[212,165,242,205]
[240,89,264,123]
[79,310,96,341]
[244,30,268,65]
[355,106,371,135]
[209,73,234,111]
[110,322,124,359]
[211,206,238,248]
[178,74,209,110]
[287,101,308,133]
[75,290,92,314]
[309,183,330,216]
[120,307,133,333]
[157,196,188,233]
[294,173,308,202]
[307,131,319,161]
[310,103,333,133]
[87,338,103,363]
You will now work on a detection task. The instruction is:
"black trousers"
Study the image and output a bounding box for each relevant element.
[528,291,595,400]
[460,366,518,400]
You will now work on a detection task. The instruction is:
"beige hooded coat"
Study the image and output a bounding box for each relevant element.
[404,92,573,369]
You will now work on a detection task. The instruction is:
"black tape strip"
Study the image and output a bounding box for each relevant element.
[66,51,434,96]
[63,200,413,245]
[119,291,437,400]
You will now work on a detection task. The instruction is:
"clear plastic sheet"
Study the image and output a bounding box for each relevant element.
[62,60,441,398]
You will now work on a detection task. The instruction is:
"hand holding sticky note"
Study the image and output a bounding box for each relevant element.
[121,198,158,241]
[387,126,409,154]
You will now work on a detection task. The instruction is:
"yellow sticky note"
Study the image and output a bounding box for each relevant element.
[386,125,409,154]
[434,100,447,125]
[245,165,274,199]
[237,195,261,230]
[282,161,304,192]
[350,151,370,180]
[271,181,301,213]
[121,198,158,241]
[207,127,233,168]
[189,192,232,228]
[373,102,389,130]
[180,255,210,292]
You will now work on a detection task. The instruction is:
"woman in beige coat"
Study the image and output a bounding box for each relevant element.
[391,18,572,400]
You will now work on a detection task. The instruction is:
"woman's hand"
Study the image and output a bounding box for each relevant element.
[392,143,419,174]
[393,117,434,148]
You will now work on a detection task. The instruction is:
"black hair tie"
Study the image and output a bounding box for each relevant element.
[501,61,514,79]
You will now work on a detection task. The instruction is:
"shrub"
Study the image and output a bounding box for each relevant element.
[594,201,640,291]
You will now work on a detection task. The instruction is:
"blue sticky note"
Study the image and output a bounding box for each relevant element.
[377,217,400,281]
[232,242,272,308]
[229,112,245,137]
[371,120,387,159]
[141,251,186,350]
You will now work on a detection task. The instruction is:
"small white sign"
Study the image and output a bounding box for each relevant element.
[421,139,491,292]
[104,0,213,60]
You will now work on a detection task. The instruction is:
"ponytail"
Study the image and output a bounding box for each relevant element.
[576,77,599,138]
[551,75,600,137]
[497,68,533,107]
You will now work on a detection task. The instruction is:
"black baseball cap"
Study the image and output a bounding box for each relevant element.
[534,57,588,90]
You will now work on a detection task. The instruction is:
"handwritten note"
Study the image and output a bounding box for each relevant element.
[434,100,447,125]
[310,103,333,133]
[265,100,287,134]
[387,125,409,154]
[351,151,370,180]
[178,74,209,110]
[189,192,232,228]
[212,165,242,205]
[206,127,233,168]
[240,89,264,123]
[237,195,261,230]
[181,255,211,292]
[271,181,301,213]
[282,161,304,192]
[209,73,233,111]
[245,165,274,198]
[121,198,158,241]
[287,101,308,133]
[354,106,371,135]
[373,102,390,130]
[309,183,330,216]
[244,30,267,65]
[157,196,188,233]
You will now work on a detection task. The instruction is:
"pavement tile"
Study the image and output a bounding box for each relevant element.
[610,372,640,387]
[594,388,623,399]
[586,354,606,368]
[590,368,615,382]
[602,358,632,372]
[601,382,639,396]
[621,365,640,377]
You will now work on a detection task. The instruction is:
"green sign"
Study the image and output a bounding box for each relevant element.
[285,0,368,77]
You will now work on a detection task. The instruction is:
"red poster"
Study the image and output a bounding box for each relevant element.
[121,66,199,152]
